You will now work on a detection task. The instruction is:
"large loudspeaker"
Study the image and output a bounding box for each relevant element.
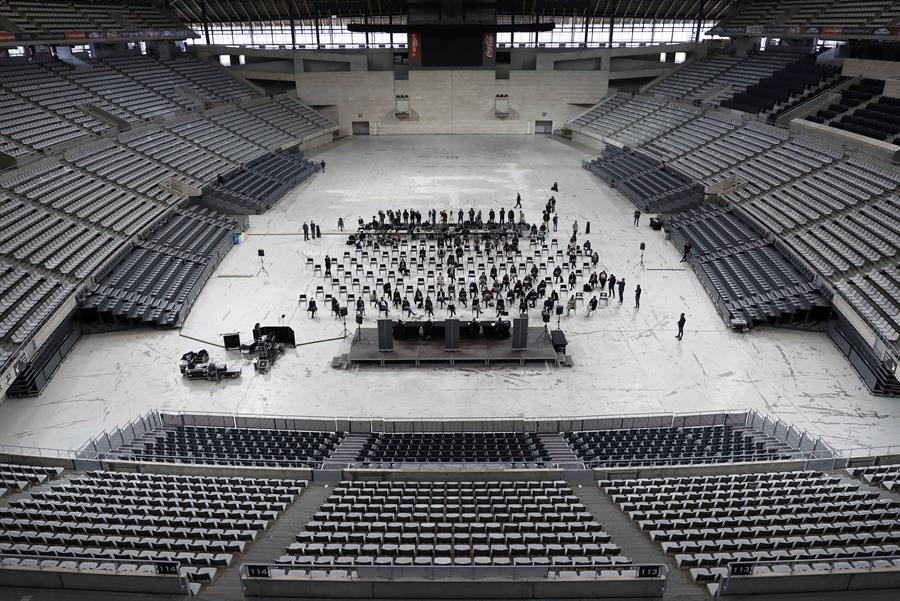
[377,319,394,351]
[444,319,460,351]
[512,317,529,350]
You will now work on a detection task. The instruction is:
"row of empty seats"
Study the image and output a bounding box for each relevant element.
[0,54,332,156]
[586,147,703,214]
[601,470,900,595]
[722,61,839,115]
[667,205,830,329]
[92,418,818,470]
[836,265,900,343]
[0,0,184,32]
[109,425,346,468]
[0,463,64,500]
[277,480,630,569]
[202,150,320,214]
[564,424,802,468]
[848,463,900,492]
[356,433,551,466]
[720,0,900,27]
[77,207,239,328]
[0,469,307,585]
[0,257,74,363]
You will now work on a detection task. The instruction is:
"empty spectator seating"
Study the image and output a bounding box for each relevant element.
[719,0,900,29]
[587,147,703,213]
[66,140,182,203]
[120,128,235,186]
[277,480,629,570]
[168,116,267,164]
[667,206,830,329]
[106,424,346,468]
[0,463,64,499]
[78,207,239,328]
[601,470,900,594]
[649,55,741,99]
[0,61,115,134]
[671,121,788,185]
[806,79,886,128]
[0,258,75,352]
[768,76,852,124]
[0,470,307,585]
[833,95,900,142]
[162,57,257,101]
[201,150,320,214]
[726,138,843,205]
[722,62,839,115]
[0,1,185,32]
[836,266,900,343]
[564,424,801,468]
[849,463,900,492]
[688,51,801,106]
[355,433,550,467]
[0,189,120,279]
[3,159,166,237]
[0,88,87,151]
[641,114,738,162]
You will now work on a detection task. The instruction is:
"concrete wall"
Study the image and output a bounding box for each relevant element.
[242,575,667,598]
[842,58,900,81]
[296,69,607,136]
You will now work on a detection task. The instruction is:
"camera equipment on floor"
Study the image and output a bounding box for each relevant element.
[179,349,242,381]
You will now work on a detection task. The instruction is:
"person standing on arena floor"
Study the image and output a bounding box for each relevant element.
[572,220,578,237]
[324,255,332,277]
[608,273,616,297]
[634,284,642,309]
[315,224,321,238]
[515,193,522,209]
[448,301,457,317]
[337,217,344,232]
[552,214,558,232]
[309,220,316,240]
[633,209,641,227]
[617,278,625,303]
[681,241,692,262]
[676,313,686,340]
[320,160,326,172]
[499,209,505,225]
[302,222,309,241]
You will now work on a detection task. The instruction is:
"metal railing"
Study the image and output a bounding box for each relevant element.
[240,563,667,581]
[0,554,188,592]
[725,555,900,578]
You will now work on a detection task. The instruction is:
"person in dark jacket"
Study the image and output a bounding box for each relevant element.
[676,313,686,340]
[635,285,642,309]
[617,278,625,303]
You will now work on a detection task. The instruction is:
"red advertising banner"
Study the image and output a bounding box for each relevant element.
[409,32,421,60]
[483,32,495,60]
[64,31,86,39]
[0,32,15,42]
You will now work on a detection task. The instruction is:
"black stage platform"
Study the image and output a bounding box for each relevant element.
[343,327,564,367]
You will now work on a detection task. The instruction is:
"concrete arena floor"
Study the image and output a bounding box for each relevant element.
[0,135,898,453]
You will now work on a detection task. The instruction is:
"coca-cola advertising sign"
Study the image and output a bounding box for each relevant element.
[483,32,495,59]
[409,32,421,60]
